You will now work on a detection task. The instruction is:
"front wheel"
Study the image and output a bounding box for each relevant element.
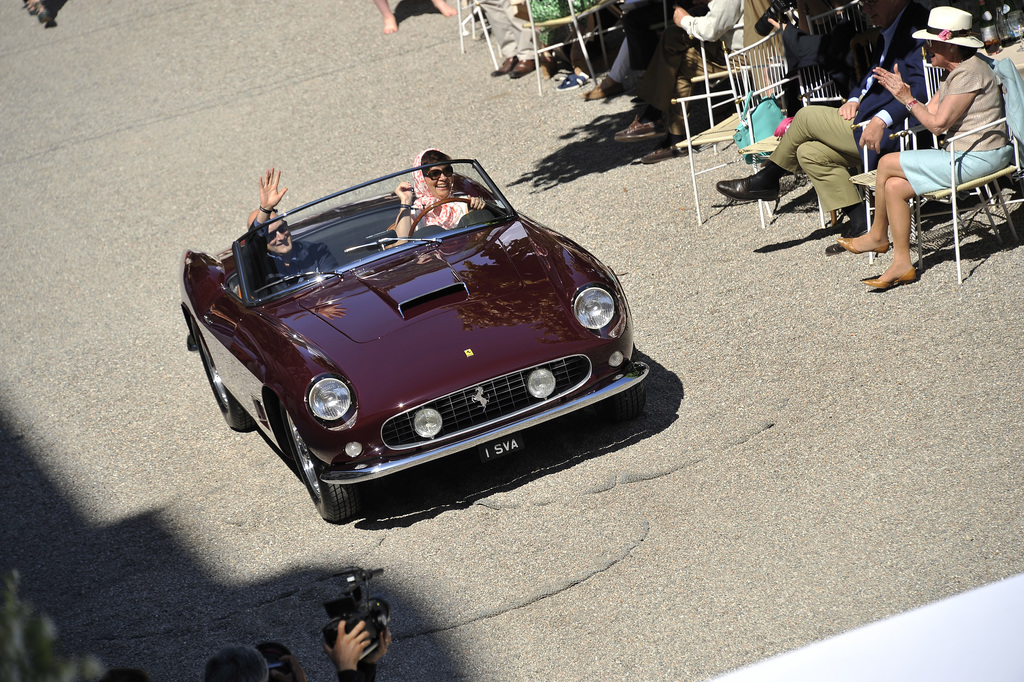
[284,411,361,523]
[194,325,255,432]
[596,380,646,423]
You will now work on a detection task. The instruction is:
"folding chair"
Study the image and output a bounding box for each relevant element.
[522,0,622,96]
[458,0,500,71]
[724,29,795,227]
[671,30,744,226]
[805,0,870,36]
[851,118,1019,283]
[798,1,872,107]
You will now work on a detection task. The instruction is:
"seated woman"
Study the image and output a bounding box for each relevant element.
[835,7,1013,290]
[393,149,486,238]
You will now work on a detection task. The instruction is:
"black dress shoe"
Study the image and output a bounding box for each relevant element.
[492,56,518,77]
[715,177,779,203]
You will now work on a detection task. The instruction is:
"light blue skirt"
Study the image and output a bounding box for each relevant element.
[900,145,1014,195]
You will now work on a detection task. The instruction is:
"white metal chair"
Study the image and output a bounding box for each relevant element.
[852,118,1019,283]
[458,0,500,71]
[522,0,622,96]
[724,29,795,227]
[671,30,744,226]
[797,0,872,107]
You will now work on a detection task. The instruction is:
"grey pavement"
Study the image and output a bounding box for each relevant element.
[1,1,1023,680]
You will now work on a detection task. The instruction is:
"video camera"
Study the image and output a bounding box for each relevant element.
[755,0,797,36]
[322,567,391,660]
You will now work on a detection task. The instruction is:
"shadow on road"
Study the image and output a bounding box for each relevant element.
[753,187,1024,275]
[508,97,730,192]
[0,411,456,681]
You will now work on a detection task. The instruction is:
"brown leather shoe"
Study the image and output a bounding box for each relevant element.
[614,118,666,143]
[492,56,518,77]
[641,145,686,164]
[835,236,891,255]
[509,59,537,79]
[863,267,917,290]
[582,78,624,101]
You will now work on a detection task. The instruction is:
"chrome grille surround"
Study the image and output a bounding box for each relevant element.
[381,355,592,449]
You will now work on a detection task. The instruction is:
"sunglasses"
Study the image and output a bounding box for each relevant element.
[267,221,290,236]
[424,165,454,181]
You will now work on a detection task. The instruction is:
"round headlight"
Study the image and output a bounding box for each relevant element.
[527,368,556,399]
[308,377,352,421]
[573,286,615,330]
[413,408,443,438]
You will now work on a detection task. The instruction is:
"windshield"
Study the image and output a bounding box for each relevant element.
[232,160,516,304]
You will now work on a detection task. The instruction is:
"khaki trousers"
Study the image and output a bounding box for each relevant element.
[770,105,863,212]
[635,26,726,137]
[479,0,535,60]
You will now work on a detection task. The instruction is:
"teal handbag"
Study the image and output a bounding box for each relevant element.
[734,92,785,164]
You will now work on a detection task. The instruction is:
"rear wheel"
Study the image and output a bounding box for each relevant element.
[284,411,361,523]
[194,325,255,432]
[596,380,646,422]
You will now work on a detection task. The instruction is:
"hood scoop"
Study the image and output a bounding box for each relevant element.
[355,250,466,319]
[398,281,469,318]
[302,229,525,343]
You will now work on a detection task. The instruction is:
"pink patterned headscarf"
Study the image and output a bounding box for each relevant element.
[412,148,463,229]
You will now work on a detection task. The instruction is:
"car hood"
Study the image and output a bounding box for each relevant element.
[299,226,528,343]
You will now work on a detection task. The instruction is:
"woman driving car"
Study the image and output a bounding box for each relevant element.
[393,149,486,238]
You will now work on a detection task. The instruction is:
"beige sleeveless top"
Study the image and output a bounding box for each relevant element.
[937,55,1008,152]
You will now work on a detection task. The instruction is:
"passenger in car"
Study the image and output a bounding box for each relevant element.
[392,149,486,237]
[247,169,339,276]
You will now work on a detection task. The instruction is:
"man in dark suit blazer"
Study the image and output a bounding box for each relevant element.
[716,0,930,239]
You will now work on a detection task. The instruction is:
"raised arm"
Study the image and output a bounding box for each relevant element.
[257,168,289,221]
[393,181,415,238]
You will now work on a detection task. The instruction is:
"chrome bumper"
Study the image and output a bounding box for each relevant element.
[321,361,648,484]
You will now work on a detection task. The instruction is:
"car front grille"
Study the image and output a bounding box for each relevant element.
[381,355,592,449]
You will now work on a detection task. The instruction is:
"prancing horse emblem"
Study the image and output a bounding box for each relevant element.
[471,387,489,409]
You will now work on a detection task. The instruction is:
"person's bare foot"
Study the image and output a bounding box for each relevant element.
[431,0,458,17]
[382,15,398,33]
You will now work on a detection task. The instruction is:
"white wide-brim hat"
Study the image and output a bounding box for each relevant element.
[911,6,985,48]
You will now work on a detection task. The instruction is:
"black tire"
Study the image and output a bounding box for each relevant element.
[596,380,646,422]
[284,411,361,523]
[194,325,256,432]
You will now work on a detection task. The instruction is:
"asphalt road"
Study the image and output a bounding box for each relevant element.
[2,1,1023,680]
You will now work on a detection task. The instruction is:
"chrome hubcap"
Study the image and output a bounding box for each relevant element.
[199,341,230,408]
[287,414,321,501]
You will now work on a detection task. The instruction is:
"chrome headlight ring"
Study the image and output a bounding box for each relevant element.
[306,374,357,425]
[573,285,617,331]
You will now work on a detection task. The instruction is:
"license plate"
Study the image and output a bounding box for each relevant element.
[479,433,525,462]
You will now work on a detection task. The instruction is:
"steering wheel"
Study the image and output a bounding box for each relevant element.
[409,197,472,236]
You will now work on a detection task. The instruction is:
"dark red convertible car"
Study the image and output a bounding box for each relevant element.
[181,160,647,522]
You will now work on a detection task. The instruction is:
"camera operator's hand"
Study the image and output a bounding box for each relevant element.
[325,620,371,672]
[363,628,391,665]
[268,655,308,682]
